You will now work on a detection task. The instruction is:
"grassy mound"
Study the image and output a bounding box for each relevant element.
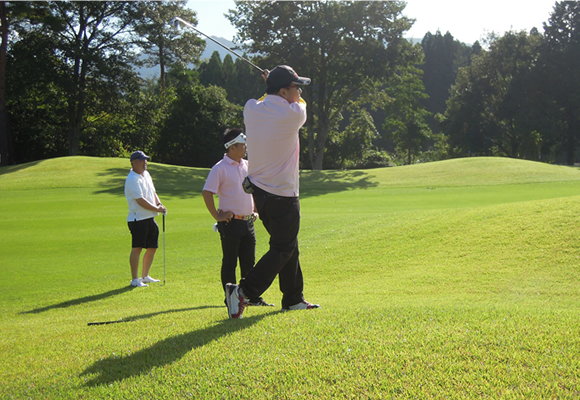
[1,156,579,398]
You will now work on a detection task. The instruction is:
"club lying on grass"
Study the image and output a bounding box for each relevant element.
[87,319,131,326]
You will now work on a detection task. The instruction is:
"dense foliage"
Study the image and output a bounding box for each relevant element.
[440,1,580,164]
[228,0,417,169]
[420,31,481,132]
[1,1,579,168]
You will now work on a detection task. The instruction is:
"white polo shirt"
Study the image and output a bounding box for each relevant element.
[244,95,307,197]
[125,169,159,222]
[203,154,254,216]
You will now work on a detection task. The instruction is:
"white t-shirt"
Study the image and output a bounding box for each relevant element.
[125,169,159,221]
[244,95,307,197]
[203,154,254,215]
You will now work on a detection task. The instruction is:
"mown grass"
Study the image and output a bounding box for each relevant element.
[1,156,579,399]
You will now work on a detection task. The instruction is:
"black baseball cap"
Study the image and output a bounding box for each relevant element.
[266,65,311,92]
[130,150,150,162]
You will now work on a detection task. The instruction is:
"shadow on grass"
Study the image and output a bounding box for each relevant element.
[93,164,209,198]
[0,160,43,176]
[299,169,378,198]
[87,305,223,325]
[92,164,378,199]
[21,286,134,314]
[81,311,278,386]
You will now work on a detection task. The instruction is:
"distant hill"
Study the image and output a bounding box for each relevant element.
[135,36,239,79]
[407,37,423,45]
[201,36,238,60]
[137,37,426,79]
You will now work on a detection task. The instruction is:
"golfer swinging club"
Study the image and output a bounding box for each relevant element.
[225,65,320,318]
[124,151,167,287]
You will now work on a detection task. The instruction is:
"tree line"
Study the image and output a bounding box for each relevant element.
[0,1,578,169]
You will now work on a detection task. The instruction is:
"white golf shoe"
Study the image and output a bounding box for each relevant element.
[282,300,320,311]
[141,275,160,283]
[130,278,148,287]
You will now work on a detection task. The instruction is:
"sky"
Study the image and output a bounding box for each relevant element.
[187,0,557,45]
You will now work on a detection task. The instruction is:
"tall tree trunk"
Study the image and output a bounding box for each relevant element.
[312,145,324,170]
[159,44,165,92]
[566,115,576,166]
[68,9,88,156]
[68,58,81,156]
[305,89,314,169]
[309,63,327,171]
[67,114,81,155]
[69,70,86,156]
[0,1,12,165]
[312,122,328,170]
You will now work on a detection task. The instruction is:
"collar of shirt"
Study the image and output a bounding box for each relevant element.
[262,93,307,107]
[224,154,237,164]
[223,153,245,166]
[263,94,287,105]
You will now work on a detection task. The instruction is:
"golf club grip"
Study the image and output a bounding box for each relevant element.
[163,214,165,231]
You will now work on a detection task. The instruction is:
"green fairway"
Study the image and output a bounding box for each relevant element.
[1,156,579,398]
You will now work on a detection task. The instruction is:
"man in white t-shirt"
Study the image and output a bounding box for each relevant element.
[124,150,167,287]
[202,128,273,307]
[224,65,320,318]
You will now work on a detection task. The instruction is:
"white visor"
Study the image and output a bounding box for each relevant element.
[224,133,246,149]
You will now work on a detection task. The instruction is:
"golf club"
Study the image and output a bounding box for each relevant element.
[171,16,264,74]
[162,212,166,286]
[88,319,130,326]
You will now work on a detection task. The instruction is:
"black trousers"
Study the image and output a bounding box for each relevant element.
[240,185,304,309]
[217,218,261,302]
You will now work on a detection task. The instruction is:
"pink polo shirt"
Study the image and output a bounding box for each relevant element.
[244,95,307,197]
[203,154,254,215]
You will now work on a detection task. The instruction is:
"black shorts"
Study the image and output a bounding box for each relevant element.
[128,217,159,249]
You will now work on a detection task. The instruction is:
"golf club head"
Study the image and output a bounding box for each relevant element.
[170,18,180,29]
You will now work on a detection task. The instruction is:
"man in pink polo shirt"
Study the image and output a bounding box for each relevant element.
[203,128,273,307]
[225,65,320,318]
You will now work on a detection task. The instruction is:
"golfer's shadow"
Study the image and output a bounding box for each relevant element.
[88,305,222,325]
[21,286,134,314]
[81,311,277,386]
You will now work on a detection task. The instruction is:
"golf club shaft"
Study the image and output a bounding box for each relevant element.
[88,320,129,326]
[171,16,264,73]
